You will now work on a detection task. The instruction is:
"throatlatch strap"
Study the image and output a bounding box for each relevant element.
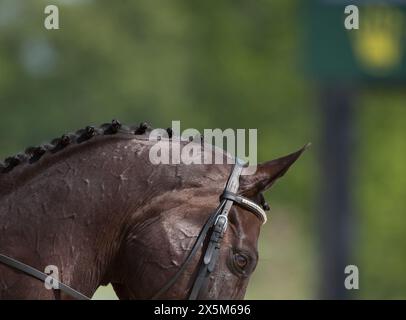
[0,254,90,300]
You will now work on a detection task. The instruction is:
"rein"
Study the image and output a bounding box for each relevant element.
[0,254,90,300]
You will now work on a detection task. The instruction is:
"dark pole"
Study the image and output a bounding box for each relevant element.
[319,84,356,299]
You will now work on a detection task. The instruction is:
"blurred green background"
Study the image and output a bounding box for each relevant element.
[0,0,405,299]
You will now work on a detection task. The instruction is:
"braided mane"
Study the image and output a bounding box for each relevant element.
[0,119,164,174]
[0,120,270,211]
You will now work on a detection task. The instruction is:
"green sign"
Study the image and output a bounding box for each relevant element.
[306,1,406,82]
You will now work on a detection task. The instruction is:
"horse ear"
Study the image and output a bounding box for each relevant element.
[239,144,310,196]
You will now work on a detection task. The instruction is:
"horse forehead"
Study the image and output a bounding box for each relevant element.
[223,207,262,249]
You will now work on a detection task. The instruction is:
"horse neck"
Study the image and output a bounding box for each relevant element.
[0,135,229,297]
[0,136,183,296]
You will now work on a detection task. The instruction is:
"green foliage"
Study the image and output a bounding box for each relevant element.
[356,90,406,298]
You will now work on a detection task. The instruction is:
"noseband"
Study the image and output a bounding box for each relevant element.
[0,159,267,300]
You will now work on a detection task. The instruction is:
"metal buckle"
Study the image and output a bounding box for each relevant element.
[214,214,228,234]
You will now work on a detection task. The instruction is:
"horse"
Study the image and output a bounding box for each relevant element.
[0,120,307,299]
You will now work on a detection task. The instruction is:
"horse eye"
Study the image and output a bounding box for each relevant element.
[234,253,248,269]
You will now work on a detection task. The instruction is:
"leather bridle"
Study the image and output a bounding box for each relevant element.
[0,159,267,300]
[152,158,267,299]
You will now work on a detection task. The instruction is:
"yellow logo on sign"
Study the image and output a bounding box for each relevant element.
[350,5,404,76]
